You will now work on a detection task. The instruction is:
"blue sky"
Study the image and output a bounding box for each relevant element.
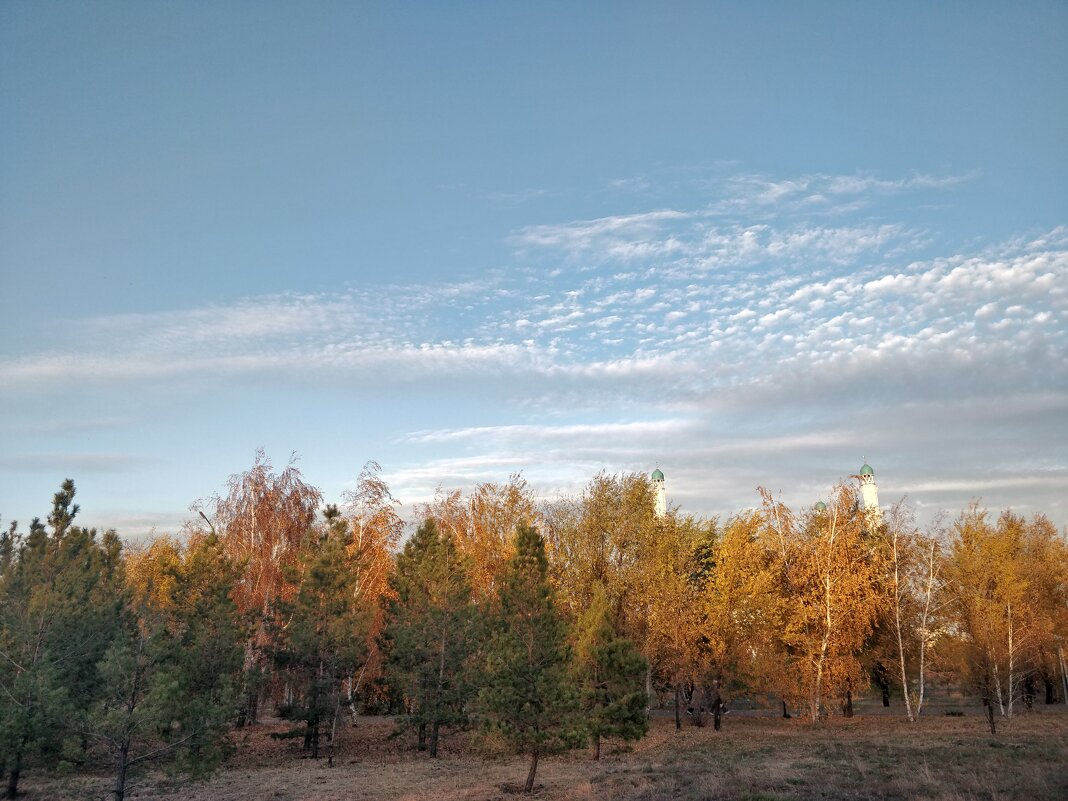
[2,2,1066,536]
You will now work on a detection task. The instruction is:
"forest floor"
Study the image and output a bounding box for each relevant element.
[21,700,1068,801]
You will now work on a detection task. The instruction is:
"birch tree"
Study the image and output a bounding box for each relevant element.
[420,474,538,601]
[643,513,709,728]
[195,450,322,724]
[783,486,880,721]
[945,504,1014,732]
[339,462,405,714]
[542,471,659,708]
[877,504,949,721]
[703,511,787,719]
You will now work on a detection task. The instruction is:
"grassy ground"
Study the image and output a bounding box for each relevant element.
[21,702,1068,801]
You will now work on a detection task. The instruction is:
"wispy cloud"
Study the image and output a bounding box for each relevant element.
[4,169,1064,532]
[401,419,696,445]
[718,170,973,215]
[484,187,552,204]
[2,452,155,474]
[513,210,691,261]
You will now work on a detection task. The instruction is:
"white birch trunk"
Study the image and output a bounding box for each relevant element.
[812,509,838,722]
[1006,602,1015,719]
[915,540,938,719]
[992,660,1006,717]
[1058,645,1068,705]
[891,527,915,722]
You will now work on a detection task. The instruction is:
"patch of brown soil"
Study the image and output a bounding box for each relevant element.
[18,706,1068,801]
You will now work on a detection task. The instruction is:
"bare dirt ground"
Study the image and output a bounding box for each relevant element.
[22,701,1068,801]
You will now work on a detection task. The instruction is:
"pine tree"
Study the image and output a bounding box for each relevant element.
[383,519,479,756]
[271,513,369,758]
[572,585,648,759]
[90,532,244,801]
[0,481,125,799]
[480,524,581,793]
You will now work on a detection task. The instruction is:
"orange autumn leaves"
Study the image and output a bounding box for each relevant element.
[124,457,1067,725]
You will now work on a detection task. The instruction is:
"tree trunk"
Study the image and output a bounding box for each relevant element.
[985,699,997,735]
[1044,677,1055,705]
[246,688,259,726]
[916,538,938,720]
[429,721,440,758]
[112,737,131,801]
[843,689,854,718]
[524,750,539,794]
[781,698,791,719]
[4,751,21,801]
[891,529,914,722]
[713,699,722,731]
[674,684,682,731]
[593,732,601,760]
[1058,646,1068,705]
[992,661,1006,717]
[1006,603,1015,719]
[417,722,426,751]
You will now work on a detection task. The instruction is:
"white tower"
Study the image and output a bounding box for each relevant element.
[857,461,882,523]
[652,468,666,518]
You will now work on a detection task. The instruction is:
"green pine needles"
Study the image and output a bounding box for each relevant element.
[479,524,583,793]
[383,519,480,756]
[572,584,649,760]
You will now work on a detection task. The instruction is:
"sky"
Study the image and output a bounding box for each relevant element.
[2,1,1067,538]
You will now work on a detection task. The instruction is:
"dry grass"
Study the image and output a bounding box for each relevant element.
[20,703,1068,801]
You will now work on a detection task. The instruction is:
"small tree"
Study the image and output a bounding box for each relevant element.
[481,524,581,793]
[271,513,369,758]
[572,585,648,759]
[780,487,880,721]
[0,482,125,799]
[90,532,243,801]
[195,450,322,725]
[383,519,479,756]
[703,511,786,725]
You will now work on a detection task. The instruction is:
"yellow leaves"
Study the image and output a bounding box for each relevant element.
[197,450,322,616]
[419,474,537,601]
[751,485,882,716]
[125,535,181,610]
[547,472,657,637]
[702,511,790,695]
[644,514,707,682]
[946,504,1068,699]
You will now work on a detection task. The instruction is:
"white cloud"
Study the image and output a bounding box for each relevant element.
[401,419,695,445]
[3,166,1064,532]
[2,452,154,474]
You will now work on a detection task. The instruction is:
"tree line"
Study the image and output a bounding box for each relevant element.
[2,452,1066,797]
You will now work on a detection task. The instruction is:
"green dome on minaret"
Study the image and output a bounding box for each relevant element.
[814,501,827,512]
[859,463,874,476]
[651,468,664,481]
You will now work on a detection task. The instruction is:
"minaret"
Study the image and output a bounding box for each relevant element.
[651,468,666,518]
[857,461,882,522]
